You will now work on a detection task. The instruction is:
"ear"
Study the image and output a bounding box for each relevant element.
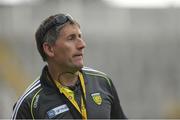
[43,42,55,58]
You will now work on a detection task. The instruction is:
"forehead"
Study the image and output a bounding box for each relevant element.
[59,23,81,36]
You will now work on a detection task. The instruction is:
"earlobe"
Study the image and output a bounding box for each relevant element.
[43,42,54,57]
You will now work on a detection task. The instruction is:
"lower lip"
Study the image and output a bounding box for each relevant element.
[74,55,82,58]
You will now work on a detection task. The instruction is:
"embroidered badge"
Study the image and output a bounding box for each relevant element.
[91,92,102,105]
[47,104,69,118]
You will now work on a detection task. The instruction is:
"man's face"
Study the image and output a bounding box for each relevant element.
[51,23,86,71]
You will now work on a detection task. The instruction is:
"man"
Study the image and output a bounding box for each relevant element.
[11,13,126,119]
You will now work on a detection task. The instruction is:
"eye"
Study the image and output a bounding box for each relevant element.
[78,34,82,38]
[67,35,76,41]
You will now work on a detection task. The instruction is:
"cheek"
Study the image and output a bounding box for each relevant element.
[53,41,75,60]
[54,46,71,59]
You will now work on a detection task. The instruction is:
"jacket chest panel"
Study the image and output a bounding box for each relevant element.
[34,92,73,119]
[85,82,112,118]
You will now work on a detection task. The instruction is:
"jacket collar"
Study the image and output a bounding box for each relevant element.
[40,65,88,90]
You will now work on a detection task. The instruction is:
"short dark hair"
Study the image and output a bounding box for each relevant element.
[35,13,80,61]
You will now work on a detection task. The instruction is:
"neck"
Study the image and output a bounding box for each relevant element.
[47,63,79,87]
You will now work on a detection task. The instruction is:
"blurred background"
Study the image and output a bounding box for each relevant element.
[0,0,180,118]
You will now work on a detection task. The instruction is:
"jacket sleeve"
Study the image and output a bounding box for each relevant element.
[108,78,127,119]
[11,99,32,119]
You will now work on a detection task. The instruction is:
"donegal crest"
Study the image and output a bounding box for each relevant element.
[91,93,102,105]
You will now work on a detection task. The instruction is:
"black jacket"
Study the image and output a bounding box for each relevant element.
[12,66,126,119]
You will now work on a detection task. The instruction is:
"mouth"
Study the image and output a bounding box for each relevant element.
[73,53,83,58]
[72,53,84,66]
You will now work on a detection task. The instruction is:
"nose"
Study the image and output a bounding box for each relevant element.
[77,38,86,50]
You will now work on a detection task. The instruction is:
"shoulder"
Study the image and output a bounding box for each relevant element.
[12,77,42,119]
[19,77,42,101]
[82,67,112,86]
[82,67,107,75]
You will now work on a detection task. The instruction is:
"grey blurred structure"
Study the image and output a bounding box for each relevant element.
[0,0,180,118]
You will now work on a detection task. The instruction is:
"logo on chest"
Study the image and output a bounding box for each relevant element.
[91,92,102,105]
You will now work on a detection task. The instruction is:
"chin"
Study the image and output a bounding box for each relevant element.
[74,64,84,70]
[77,64,84,69]
[70,61,84,71]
